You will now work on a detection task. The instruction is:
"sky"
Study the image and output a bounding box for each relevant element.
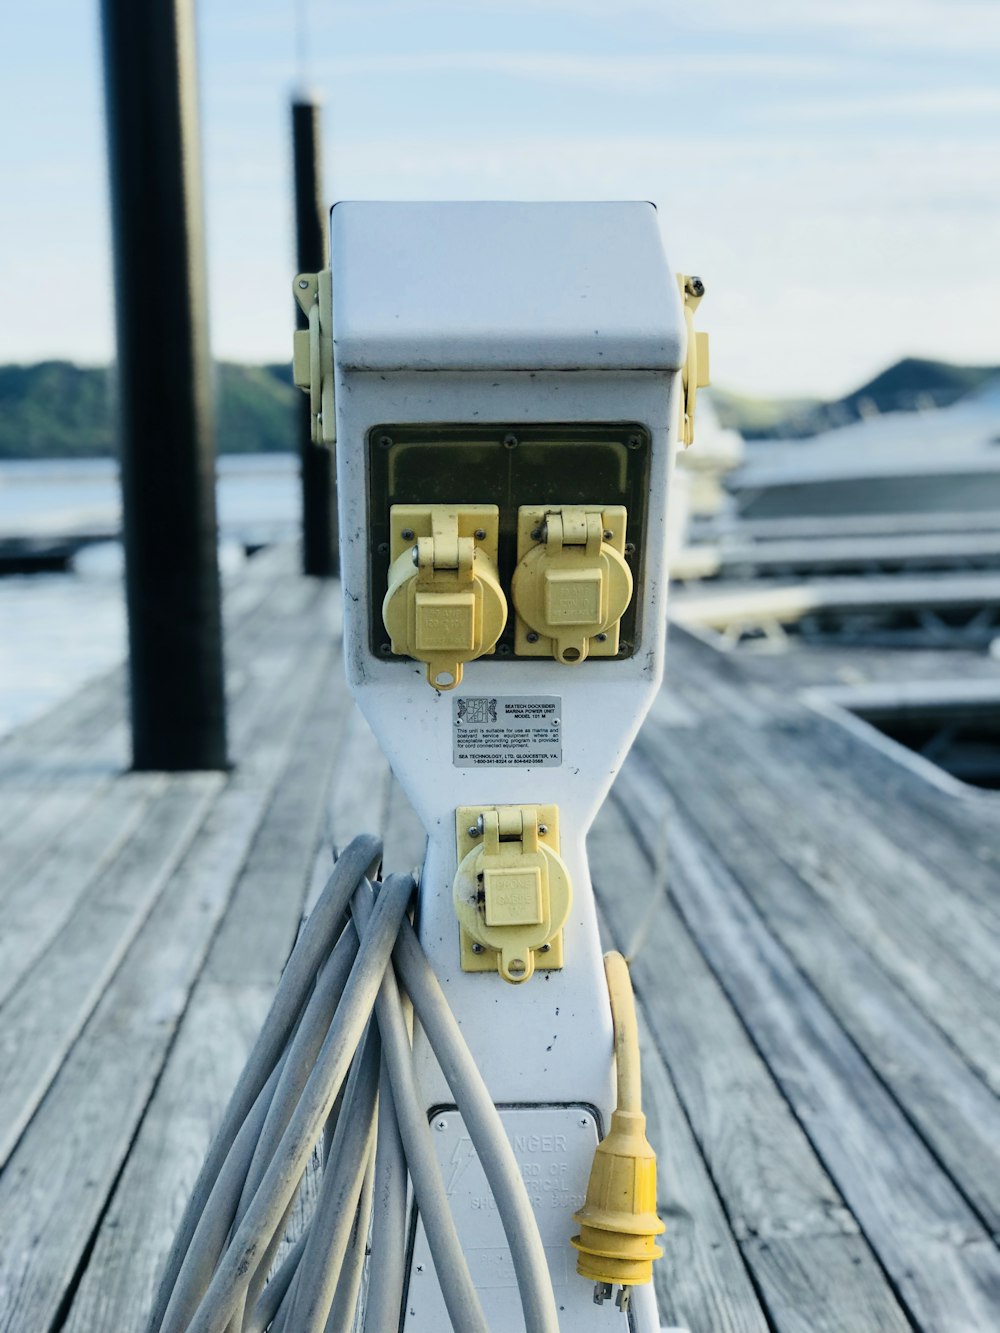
[0,0,998,398]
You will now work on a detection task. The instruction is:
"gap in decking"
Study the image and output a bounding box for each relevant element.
[847,698,1000,790]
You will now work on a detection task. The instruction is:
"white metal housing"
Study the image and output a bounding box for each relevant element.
[331,201,686,1332]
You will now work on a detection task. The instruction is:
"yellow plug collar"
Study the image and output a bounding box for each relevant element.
[571,952,665,1293]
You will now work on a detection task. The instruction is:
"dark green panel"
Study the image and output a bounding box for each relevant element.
[367,422,651,660]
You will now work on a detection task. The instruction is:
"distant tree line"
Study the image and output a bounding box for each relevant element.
[1,355,996,457]
[0,362,297,459]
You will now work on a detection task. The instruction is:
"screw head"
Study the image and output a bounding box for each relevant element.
[624,541,636,556]
[627,434,643,450]
[379,643,391,654]
[539,943,551,953]
[603,529,613,540]
[595,632,608,643]
[530,527,542,541]
[471,942,485,954]
[473,528,487,541]
[377,541,389,554]
[686,275,706,298]
[526,631,540,644]
[537,824,548,835]
[298,278,309,289]
[497,643,511,655]
[401,528,414,541]
[435,1117,448,1131]
[378,435,393,449]
[502,433,519,449]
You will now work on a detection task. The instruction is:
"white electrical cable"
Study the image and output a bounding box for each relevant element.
[325,1134,377,1333]
[279,1024,380,1333]
[148,836,382,1333]
[165,871,413,1333]
[362,1060,407,1333]
[353,879,490,1333]
[150,836,561,1333]
[393,919,561,1333]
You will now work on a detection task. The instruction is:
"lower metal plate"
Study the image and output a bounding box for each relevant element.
[402,1104,638,1332]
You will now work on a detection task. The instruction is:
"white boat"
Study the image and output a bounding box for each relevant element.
[727,379,1000,520]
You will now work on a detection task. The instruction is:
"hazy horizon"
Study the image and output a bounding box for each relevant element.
[2,0,998,398]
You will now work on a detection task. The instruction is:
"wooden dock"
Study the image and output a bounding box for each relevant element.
[1,545,998,1332]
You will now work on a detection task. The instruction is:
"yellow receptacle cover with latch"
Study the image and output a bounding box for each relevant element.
[454,805,571,983]
[382,505,506,690]
[512,506,632,664]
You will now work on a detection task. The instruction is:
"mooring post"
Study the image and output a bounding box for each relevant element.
[100,0,229,771]
[292,96,338,577]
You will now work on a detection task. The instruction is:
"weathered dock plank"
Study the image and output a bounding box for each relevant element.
[0,585,342,1333]
[0,579,333,1169]
[2,549,997,1333]
[58,611,367,1331]
[325,703,394,852]
[589,799,911,1333]
[0,672,127,854]
[648,646,1000,1095]
[59,981,274,1333]
[0,545,305,871]
[58,664,353,1333]
[0,772,163,1005]
[626,739,1000,1237]
[781,700,1000,912]
[614,772,1000,1331]
[0,774,220,1168]
[635,1013,770,1333]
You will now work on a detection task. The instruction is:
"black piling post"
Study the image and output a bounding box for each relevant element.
[292,97,338,577]
[100,0,229,771]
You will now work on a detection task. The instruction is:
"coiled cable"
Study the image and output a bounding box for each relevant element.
[147,835,560,1333]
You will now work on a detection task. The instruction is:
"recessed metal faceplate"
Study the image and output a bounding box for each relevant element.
[403,1105,633,1332]
[367,422,651,660]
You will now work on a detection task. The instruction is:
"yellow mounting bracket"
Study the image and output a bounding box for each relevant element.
[677,274,710,448]
[512,506,633,664]
[454,805,572,983]
[292,271,335,445]
[382,505,507,690]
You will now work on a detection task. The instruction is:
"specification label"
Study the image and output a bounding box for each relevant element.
[453,696,562,768]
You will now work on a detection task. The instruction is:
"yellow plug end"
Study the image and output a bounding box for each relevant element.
[571,951,665,1305]
[570,1107,664,1286]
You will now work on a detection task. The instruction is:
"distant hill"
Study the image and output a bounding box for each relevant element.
[707,390,822,439]
[0,361,298,459]
[2,355,997,457]
[712,357,1000,440]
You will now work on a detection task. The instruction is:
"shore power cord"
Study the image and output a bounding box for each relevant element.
[148,834,663,1333]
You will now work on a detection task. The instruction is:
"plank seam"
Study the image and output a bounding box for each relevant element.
[637,717,1000,1094]
[593,899,780,1333]
[609,784,931,1331]
[48,642,347,1333]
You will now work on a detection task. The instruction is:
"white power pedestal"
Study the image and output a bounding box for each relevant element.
[326,202,688,1332]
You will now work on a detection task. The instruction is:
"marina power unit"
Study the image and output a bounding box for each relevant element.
[295,201,704,1331]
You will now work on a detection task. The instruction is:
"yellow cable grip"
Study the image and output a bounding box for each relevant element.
[571,952,665,1294]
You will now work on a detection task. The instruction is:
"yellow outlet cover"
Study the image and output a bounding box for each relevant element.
[484,867,544,926]
[513,505,631,660]
[415,591,477,651]
[543,567,604,626]
[455,804,566,977]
